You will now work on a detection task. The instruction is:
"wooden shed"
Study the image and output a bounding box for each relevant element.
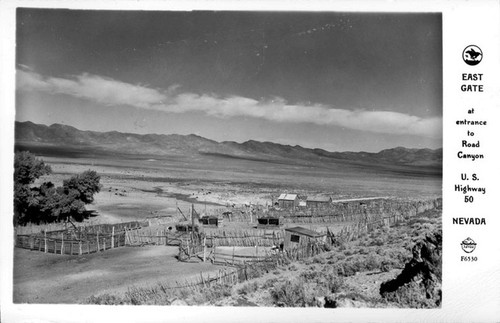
[306,196,332,208]
[283,226,326,250]
[277,193,299,208]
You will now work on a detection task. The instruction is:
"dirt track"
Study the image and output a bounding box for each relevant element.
[13,246,222,304]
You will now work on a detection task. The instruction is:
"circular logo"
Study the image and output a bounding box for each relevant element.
[463,45,483,66]
[461,237,477,253]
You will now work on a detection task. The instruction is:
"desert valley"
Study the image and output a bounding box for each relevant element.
[13,121,442,307]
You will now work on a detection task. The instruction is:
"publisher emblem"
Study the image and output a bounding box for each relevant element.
[461,237,477,253]
[463,45,483,66]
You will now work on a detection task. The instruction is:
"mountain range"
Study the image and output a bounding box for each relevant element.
[15,121,442,170]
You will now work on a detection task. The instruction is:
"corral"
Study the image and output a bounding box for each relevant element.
[15,197,442,256]
[15,221,148,255]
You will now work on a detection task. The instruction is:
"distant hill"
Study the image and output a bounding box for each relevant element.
[15,121,442,169]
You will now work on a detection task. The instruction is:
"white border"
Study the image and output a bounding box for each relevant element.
[1,1,499,322]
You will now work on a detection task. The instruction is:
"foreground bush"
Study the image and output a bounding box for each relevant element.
[270,279,307,307]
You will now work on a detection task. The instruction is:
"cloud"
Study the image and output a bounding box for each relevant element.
[17,68,442,138]
[17,69,166,109]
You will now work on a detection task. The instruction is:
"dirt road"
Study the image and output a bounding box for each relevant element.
[14,246,222,304]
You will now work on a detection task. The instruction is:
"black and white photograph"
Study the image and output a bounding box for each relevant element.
[11,8,443,308]
[1,1,499,322]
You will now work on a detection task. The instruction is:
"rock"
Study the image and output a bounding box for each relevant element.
[380,230,442,307]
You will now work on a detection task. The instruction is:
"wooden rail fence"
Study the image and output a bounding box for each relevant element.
[15,221,148,255]
[16,231,127,255]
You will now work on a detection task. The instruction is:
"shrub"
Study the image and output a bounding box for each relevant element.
[358,247,369,255]
[382,281,440,308]
[344,249,354,256]
[190,284,233,304]
[312,255,327,264]
[86,294,126,305]
[263,277,279,289]
[380,260,392,272]
[237,281,259,295]
[300,270,318,281]
[270,279,306,307]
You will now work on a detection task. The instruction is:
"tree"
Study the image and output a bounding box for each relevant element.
[14,152,102,225]
[14,152,52,224]
[62,170,101,204]
[14,151,52,185]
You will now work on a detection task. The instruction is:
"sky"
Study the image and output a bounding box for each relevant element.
[15,9,442,152]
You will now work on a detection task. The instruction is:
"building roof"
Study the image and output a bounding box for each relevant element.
[278,193,298,200]
[306,196,332,202]
[285,226,325,238]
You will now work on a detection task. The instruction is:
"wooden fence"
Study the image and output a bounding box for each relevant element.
[336,209,423,243]
[265,198,441,221]
[178,238,206,262]
[199,198,441,228]
[202,228,283,247]
[280,214,359,224]
[211,246,272,266]
[14,220,149,236]
[15,221,148,255]
[124,227,192,246]
[16,231,127,255]
[168,241,326,295]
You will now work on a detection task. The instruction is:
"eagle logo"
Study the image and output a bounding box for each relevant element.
[463,45,483,66]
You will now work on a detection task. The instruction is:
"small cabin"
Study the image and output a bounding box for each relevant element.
[306,196,332,208]
[257,217,281,228]
[284,226,326,250]
[277,193,299,208]
[199,216,219,227]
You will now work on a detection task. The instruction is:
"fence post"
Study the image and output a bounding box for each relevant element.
[61,233,64,255]
[97,232,100,251]
[232,246,235,265]
[111,226,115,248]
[203,237,207,262]
[125,229,130,245]
[79,241,82,255]
[44,231,47,253]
